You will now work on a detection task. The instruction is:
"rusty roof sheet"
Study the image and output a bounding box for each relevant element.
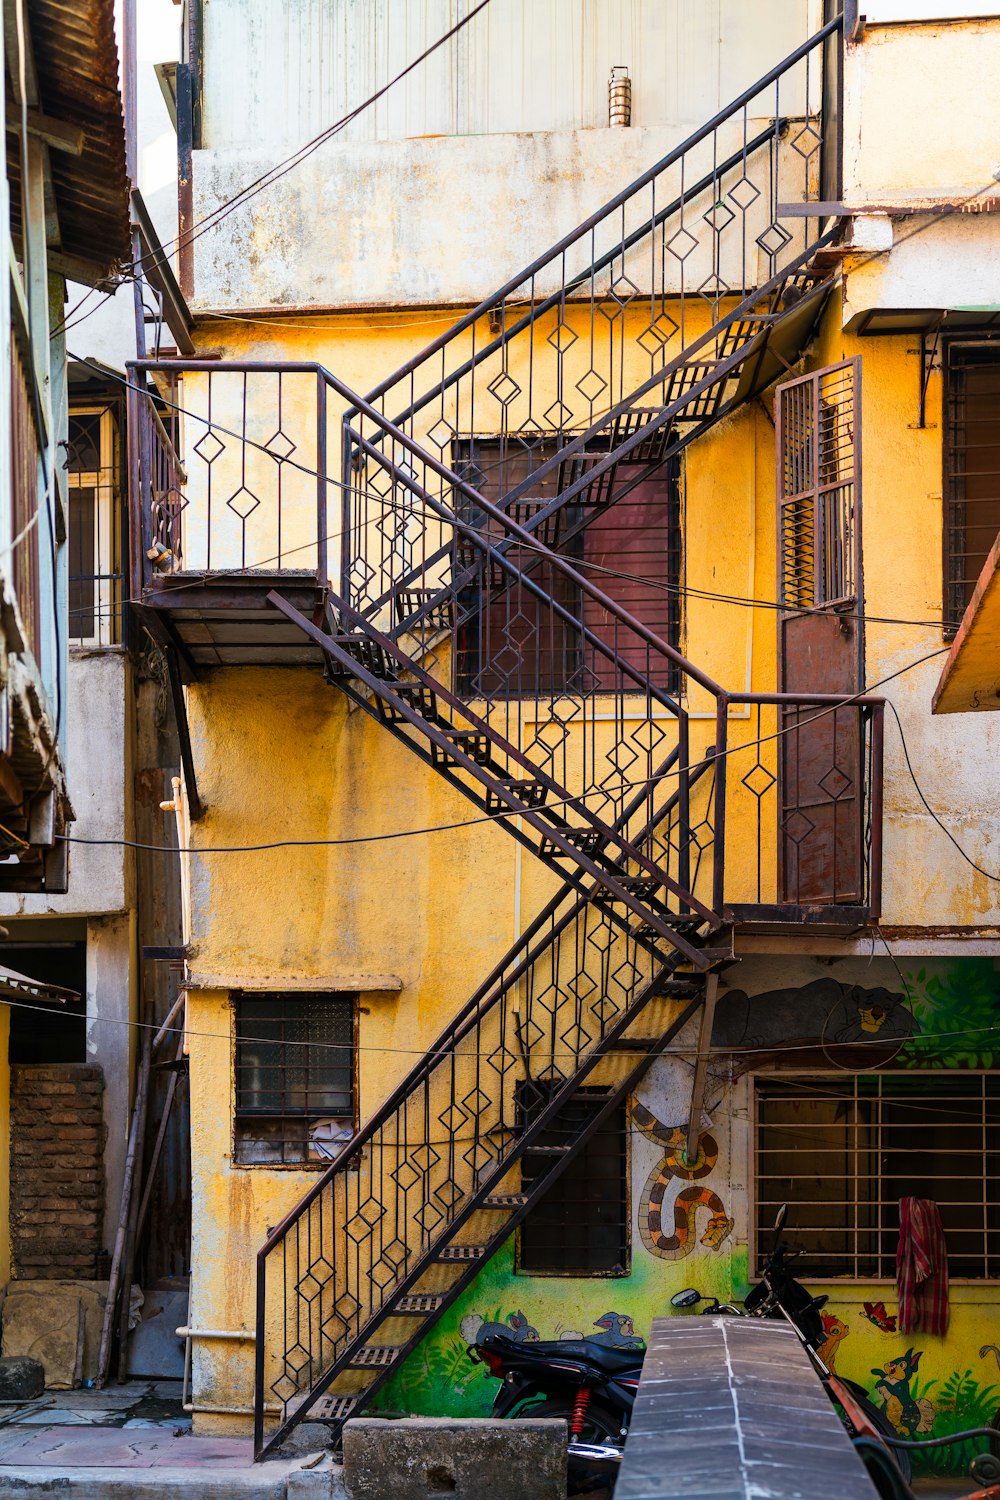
[6,0,130,278]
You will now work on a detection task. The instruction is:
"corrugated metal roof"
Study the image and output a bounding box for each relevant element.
[6,0,130,278]
[0,963,78,1003]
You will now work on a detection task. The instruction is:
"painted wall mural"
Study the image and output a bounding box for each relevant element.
[370,957,1000,1477]
[631,1100,734,1260]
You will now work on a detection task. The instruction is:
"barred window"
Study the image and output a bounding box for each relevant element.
[754,1074,1000,1280]
[67,405,122,647]
[943,341,1000,630]
[234,994,356,1165]
[517,1084,629,1276]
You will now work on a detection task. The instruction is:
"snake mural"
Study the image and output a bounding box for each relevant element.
[631,1100,735,1261]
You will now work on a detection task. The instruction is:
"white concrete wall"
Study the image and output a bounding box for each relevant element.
[190,0,823,310]
[201,0,818,149]
[843,16,1000,206]
[0,651,133,918]
[86,911,136,1253]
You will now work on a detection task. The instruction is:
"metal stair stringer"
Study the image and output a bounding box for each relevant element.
[267,590,725,970]
[304,986,706,1446]
[253,720,723,1457]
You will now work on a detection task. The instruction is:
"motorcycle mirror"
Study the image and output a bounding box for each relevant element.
[670,1288,702,1308]
[773,1203,788,1236]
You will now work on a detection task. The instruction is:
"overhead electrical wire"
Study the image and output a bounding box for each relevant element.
[60,642,952,854]
[64,353,965,634]
[0,991,994,1070]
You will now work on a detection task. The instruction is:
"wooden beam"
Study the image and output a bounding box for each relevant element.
[165,646,205,821]
[5,103,85,155]
[130,187,196,355]
[686,971,719,1163]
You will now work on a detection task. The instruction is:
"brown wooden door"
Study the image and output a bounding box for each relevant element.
[775,358,864,905]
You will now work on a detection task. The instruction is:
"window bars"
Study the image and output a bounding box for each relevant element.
[754,1074,1000,1280]
[235,994,356,1166]
[943,340,1000,630]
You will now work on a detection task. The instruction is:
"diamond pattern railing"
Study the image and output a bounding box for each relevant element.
[117,13,892,1462]
[253,743,716,1455]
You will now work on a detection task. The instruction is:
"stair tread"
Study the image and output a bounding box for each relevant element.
[311,1394,358,1421]
[481,1193,529,1208]
[436,1244,486,1260]
[395,1294,446,1313]
[348,1345,402,1367]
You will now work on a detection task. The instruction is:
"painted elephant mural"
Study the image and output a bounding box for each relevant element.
[631,1099,734,1261]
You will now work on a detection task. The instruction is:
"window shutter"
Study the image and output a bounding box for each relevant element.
[776,357,861,610]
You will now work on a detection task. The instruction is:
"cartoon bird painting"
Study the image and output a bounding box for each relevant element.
[862,1301,897,1333]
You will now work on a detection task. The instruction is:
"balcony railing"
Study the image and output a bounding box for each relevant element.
[126,360,883,927]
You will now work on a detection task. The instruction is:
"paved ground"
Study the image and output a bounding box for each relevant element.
[0,1385,343,1497]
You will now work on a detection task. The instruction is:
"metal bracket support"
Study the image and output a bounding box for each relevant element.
[686,971,720,1163]
[916,320,943,430]
[165,646,205,821]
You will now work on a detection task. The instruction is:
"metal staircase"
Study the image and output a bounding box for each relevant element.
[248,12,847,1449]
[123,14,861,1459]
[254,733,718,1455]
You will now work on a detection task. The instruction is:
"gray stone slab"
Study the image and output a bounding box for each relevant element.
[342,1417,566,1500]
[616,1316,876,1500]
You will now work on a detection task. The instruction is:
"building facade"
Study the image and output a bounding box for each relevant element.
[130,0,1000,1467]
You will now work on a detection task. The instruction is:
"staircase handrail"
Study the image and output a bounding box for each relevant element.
[130,355,727,700]
[257,744,714,1258]
[353,14,843,419]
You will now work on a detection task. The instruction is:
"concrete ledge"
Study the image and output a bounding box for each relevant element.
[0,1459,346,1500]
[343,1417,567,1500]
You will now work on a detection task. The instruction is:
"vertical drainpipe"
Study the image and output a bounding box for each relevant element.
[177,0,202,300]
[122,0,146,364]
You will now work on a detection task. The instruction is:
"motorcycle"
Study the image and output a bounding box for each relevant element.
[466,1205,910,1491]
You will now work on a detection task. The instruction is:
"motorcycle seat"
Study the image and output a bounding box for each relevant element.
[479,1334,643,1374]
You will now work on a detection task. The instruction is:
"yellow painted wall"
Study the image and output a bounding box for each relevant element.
[179,278,1000,1426]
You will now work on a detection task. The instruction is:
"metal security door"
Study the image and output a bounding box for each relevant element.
[775,358,864,904]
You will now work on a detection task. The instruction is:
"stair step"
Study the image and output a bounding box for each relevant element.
[330,634,395,680]
[311,1393,358,1421]
[539,827,606,859]
[481,1193,529,1209]
[432,729,492,768]
[486,779,548,813]
[348,1345,402,1368]
[375,680,439,727]
[523,1143,573,1155]
[594,874,660,905]
[436,1244,486,1262]
[395,1294,446,1314]
[394,588,454,633]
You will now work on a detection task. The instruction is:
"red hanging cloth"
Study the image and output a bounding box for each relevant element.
[896,1197,950,1336]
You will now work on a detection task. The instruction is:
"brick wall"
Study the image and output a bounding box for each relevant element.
[9,1065,106,1280]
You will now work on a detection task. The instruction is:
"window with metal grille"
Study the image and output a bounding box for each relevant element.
[234,994,356,1166]
[943,341,1000,630]
[754,1074,1000,1280]
[776,359,860,609]
[453,437,681,698]
[516,1083,629,1276]
[67,404,123,647]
